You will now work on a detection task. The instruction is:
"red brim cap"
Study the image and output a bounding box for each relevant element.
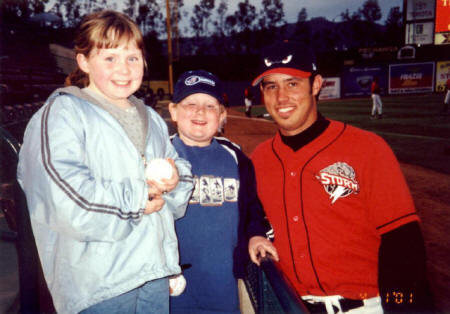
[251,67,312,86]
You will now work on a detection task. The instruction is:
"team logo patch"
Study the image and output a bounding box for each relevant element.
[315,162,359,204]
[184,75,216,87]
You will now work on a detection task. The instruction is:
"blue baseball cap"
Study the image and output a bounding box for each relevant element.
[172,70,224,104]
[252,41,318,86]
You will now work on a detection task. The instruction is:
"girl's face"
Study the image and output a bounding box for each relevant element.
[169,93,227,147]
[77,41,144,108]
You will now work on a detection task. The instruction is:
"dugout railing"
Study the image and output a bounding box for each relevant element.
[244,257,309,313]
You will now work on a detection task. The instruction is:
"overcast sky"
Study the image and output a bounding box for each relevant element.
[281,0,403,22]
[46,0,404,24]
[180,0,404,23]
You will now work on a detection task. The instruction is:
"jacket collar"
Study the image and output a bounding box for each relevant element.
[49,86,149,139]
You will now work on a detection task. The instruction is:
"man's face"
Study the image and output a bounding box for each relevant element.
[261,73,322,136]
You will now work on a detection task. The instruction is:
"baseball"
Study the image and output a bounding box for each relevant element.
[145,158,173,183]
[169,274,187,297]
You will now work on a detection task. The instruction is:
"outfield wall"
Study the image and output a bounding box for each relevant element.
[222,60,449,104]
[436,61,450,92]
[389,62,435,94]
[339,60,450,97]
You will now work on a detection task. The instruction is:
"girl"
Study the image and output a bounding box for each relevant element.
[17,10,193,314]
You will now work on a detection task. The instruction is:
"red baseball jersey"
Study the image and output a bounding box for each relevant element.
[251,120,419,300]
[371,81,380,94]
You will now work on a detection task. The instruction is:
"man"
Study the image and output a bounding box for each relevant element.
[250,41,433,314]
[370,77,383,119]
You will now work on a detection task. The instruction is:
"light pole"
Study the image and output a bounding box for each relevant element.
[165,0,174,96]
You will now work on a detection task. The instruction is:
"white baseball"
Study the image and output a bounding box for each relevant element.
[169,274,187,297]
[145,158,173,183]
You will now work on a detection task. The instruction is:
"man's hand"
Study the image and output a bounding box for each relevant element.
[249,235,279,266]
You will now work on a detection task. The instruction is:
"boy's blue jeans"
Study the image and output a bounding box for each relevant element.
[80,278,169,314]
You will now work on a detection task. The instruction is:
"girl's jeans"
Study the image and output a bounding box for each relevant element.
[80,277,169,314]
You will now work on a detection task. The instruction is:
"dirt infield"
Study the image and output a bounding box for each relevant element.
[223,108,450,312]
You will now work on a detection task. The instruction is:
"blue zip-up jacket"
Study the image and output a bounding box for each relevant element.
[17,87,193,314]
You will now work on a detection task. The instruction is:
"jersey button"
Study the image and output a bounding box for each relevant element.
[290,171,296,176]
[293,216,299,222]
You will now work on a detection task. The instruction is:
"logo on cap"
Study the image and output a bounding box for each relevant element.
[185,75,216,87]
[264,55,293,67]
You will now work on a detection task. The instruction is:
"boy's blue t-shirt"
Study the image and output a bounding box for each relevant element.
[170,135,240,314]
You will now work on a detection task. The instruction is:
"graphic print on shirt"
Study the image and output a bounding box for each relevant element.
[315,162,360,204]
[190,175,239,206]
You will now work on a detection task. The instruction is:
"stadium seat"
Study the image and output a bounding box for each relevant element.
[0,126,55,314]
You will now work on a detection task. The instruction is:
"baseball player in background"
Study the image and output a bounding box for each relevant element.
[249,41,434,314]
[370,77,383,119]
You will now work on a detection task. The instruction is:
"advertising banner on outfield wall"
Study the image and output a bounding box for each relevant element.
[406,0,435,21]
[434,0,450,45]
[342,66,387,97]
[435,0,450,32]
[405,22,434,45]
[436,61,450,92]
[389,62,435,94]
[319,77,341,100]
[435,32,450,45]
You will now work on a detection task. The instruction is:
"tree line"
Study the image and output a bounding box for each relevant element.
[0,0,404,80]
[1,0,403,52]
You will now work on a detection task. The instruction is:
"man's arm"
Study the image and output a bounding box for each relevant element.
[378,221,434,313]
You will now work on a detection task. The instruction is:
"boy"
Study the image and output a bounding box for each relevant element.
[168,70,278,313]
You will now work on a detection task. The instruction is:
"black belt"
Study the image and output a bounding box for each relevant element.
[304,298,364,313]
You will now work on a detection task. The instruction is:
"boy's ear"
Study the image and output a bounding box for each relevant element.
[76,53,89,73]
[168,102,178,122]
[219,107,227,125]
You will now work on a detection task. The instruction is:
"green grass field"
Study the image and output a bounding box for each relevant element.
[241,93,450,175]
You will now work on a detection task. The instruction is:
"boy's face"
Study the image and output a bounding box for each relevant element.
[76,40,144,108]
[169,93,226,147]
